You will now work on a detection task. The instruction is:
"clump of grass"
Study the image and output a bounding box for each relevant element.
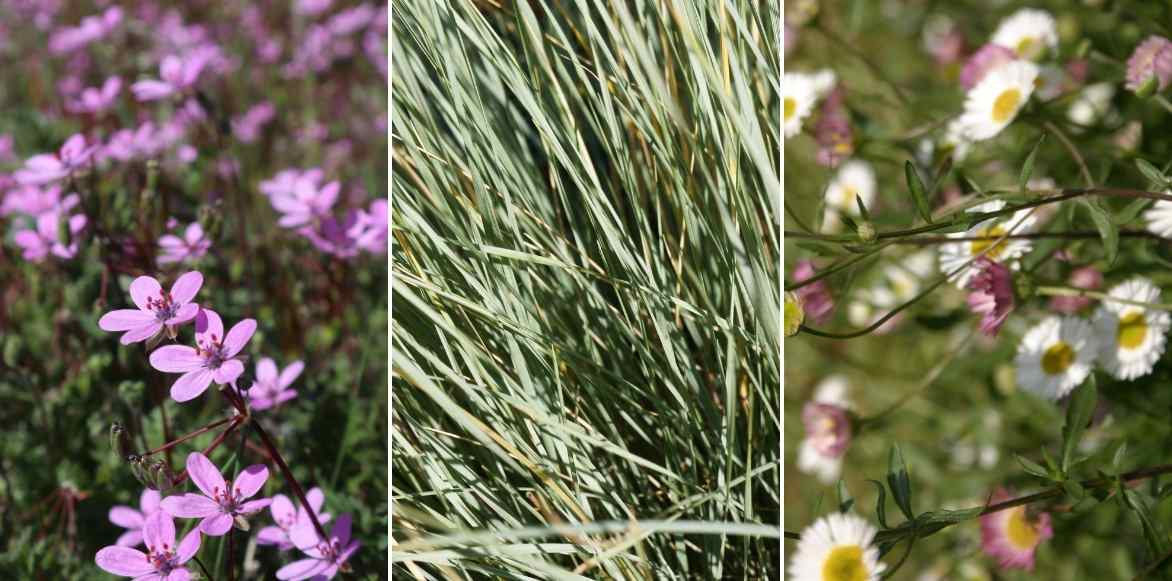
[392,0,780,577]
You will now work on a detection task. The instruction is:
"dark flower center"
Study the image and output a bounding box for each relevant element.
[146,288,178,322]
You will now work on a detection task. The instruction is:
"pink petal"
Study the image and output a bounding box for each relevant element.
[276,558,330,581]
[270,494,296,521]
[275,390,298,405]
[239,498,273,514]
[120,321,163,345]
[256,525,291,549]
[161,494,220,518]
[200,513,234,536]
[115,530,144,547]
[95,546,154,576]
[212,359,244,385]
[169,271,203,305]
[185,223,204,244]
[129,276,163,311]
[195,309,224,344]
[222,319,257,357]
[185,452,226,499]
[249,395,275,410]
[143,510,176,550]
[166,303,200,326]
[279,361,304,388]
[256,358,278,382]
[99,309,155,332]
[165,569,192,581]
[316,181,340,212]
[176,528,202,563]
[170,369,214,402]
[150,345,204,373]
[141,489,162,514]
[305,488,325,515]
[131,80,176,101]
[289,519,321,551]
[330,514,352,545]
[109,506,145,529]
[158,235,185,250]
[233,465,269,499]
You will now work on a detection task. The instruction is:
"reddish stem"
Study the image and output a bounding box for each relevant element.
[143,416,236,457]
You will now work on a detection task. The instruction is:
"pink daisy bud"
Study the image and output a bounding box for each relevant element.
[814,87,853,168]
[980,488,1053,571]
[960,44,1017,90]
[793,260,834,325]
[967,258,1015,336]
[1049,266,1103,314]
[801,401,852,458]
[1126,36,1172,93]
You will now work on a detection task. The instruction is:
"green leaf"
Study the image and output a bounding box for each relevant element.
[1114,197,1151,227]
[1082,199,1119,264]
[1063,479,1086,502]
[854,193,871,222]
[1016,454,1051,480]
[1137,158,1168,188]
[905,161,933,224]
[1112,442,1129,476]
[1061,376,1098,475]
[837,479,855,513]
[887,444,914,521]
[1122,487,1172,558]
[866,479,889,529]
[1019,134,1046,191]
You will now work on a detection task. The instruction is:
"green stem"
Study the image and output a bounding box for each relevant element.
[1036,286,1172,311]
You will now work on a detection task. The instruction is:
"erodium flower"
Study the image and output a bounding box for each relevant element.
[788,512,886,581]
[232,102,276,143]
[108,489,162,547]
[279,514,360,580]
[12,210,86,262]
[1015,316,1097,400]
[95,511,201,580]
[257,488,331,551]
[14,134,96,185]
[1126,36,1172,93]
[98,272,203,345]
[66,76,122,115]
[149,309,257,402]
[967,258,1014,337]
[248,357,305,411]
[160,452,272,536]
[270,178,341,228]
[157,222,211,265]
[980,488,1053,570]
[131,52,212,102]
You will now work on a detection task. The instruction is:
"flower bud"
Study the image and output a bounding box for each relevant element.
[234,515,251,531]
[856,221,877,243]
[784,291,805,337]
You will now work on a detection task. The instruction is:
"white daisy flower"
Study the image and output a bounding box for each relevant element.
[1068,83,1115,126]
[784,72,820,138]
[939,200,1035,288]
[1015,316,1097,400]
[960,60,1039,141]
[991,8,1058,61]
[788,512,887,581]
[1094,278,1171,380]
[797,376,851,484]
[1143,195,1172,238]
[821,159,877,233]
[812,69,838,98]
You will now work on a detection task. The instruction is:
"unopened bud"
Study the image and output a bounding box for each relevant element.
[857,221,877,243]
[784,292,805,337]
[234,515,251,531]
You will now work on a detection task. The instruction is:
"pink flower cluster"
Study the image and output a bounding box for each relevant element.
[3,174,88,262]
[261,168,388,257]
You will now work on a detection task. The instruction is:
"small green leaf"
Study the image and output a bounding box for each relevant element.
[1138,158,1168,188]
[841,213,859,234]
[1016,454,1051,480]
[905,161,933,224]
[1063,479,1086,502]
[1082,199,1119,264]
[866,479,889,529]
[1019,134,1046,191]
[837,479,855,513]
[887,444,914,521]
[1112,442,1129,476]
[1114,197,1151,226]
[1122,487,1172,558]
[1061,376,1098,475]
[854,193,871,222]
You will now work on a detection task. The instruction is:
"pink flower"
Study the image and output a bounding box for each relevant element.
[967,258,1015,336]
[814,87,853,168]
[109,489,163,547]
[296,0,334,17]
[13,210,87,262]
[278,514,360,580]
[270,178,341,228]
[49,7,122,55]
[792,260,833,325]
[248,357,305,410]
[161,452,272,537]
[95,510,201,580]
[158,222,211,265]
[132,53,211,102]
[349,198,387,254]
[14,134,96,185]
[1050,266,1103,314]
[960,44,1017,90]
[149,309,257,402]
[231,102,276,143]
[260,168,325,198]
[66,76,122,114]
[299,210,361,258]
[0,185,79,218]
[99,272,203,345]
[257,488,331,551]
[801,401,851,458]
[1126,36,1172,92]
[980,488,1053,570]
[327,4,375,36]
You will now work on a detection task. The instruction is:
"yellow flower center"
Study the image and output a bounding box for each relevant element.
[970,225,1008,260]
[992,89,1022,123]
[822,545,867,581]
[1016,37,1037,58]
[841,186,858,210]
[785,97,797,121]
[1041,341,1074,375]
[1006,507,1041,550]
[1118,311,1148,350]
